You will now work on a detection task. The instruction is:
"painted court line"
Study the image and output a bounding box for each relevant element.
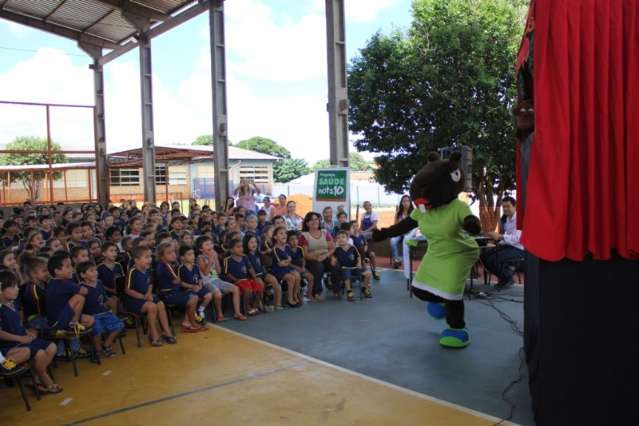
[64,361,305,425]
[212,324,520,426]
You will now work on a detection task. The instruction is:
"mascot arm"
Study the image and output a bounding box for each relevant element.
[463,215,482,236]
[372,217,418,242]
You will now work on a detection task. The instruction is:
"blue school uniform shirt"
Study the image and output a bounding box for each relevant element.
[224,255,251,280]
[41,230,52,241]
[271,245,294,276]
[155,262,180,294]
[289,246,305,268]
[0,303,27,351]
[334,245,361,268]
[351,234,367,249]
[80,282,109,315]
[0,235,19,249]
[46,279,82,326]
[97,262,124,296]
[178,264,201,287]
[126,268,151,296]
[246,251,264,276]
[18,282,46,320]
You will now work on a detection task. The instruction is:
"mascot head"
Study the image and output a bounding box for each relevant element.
[410,151,464,212]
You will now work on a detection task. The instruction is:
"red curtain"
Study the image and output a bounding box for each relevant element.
[522,0,639,261]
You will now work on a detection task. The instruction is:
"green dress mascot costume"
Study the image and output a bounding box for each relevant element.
[373,152,481,348]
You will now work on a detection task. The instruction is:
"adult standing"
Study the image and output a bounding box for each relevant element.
[360,201,379,239]
[274,194,288,217]
[390,195,413,268]
[234,178,260,212]
[299,212,339,301]
[284,201,303,231]
[261,196,275,221]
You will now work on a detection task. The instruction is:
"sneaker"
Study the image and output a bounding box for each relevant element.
[162,335,177,345]
[364,288,373,298]
[275,305,285,311]
[194,313,205,324]
[426,302,447,320]
[495,278,514,291]
[346,291,355,302]
[197,307,205,318]
[372,271,381,281]
[439,328,471,349]
[265,305,275,313]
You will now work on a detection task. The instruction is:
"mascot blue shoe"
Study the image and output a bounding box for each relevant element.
[426,302,447,320]
[439,328,471,348]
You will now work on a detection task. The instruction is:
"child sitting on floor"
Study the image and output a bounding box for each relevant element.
[77,262,124,357]
[178,245,213,324]
[223,239,263,316]
[195,236,246,321]
[124,246,177,346]
[334,230,372,301]
[0,270,62,394]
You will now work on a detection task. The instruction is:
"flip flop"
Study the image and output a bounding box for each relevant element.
[233,314,247,321]
[181,325,199,333]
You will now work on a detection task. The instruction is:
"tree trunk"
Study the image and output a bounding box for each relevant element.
[476,175,502,232]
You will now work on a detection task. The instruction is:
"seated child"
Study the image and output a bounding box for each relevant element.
[77,262,124,357]
[0,270,62,394]
[46,252,95,332]
[88,239,102,263]
[259,225,275,272]
[177,245,212,324]
[271,226,301,307]
[70,246,90,282]
[97,242,123,313]
[195,236,246,321]
[223,239,264,316]
[66,222,86,250]
[155,243,204,333]
[244,234,281,311]
[124,246,177,346]
[18,256,49,331]
[350,221,380,280]
[287,231,316,302]
[334,230,372,301]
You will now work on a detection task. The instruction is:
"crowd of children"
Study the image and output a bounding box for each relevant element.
[0,198,379,396]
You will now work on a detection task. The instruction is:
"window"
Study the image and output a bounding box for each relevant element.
[155,165,167,185]
[110,169,139,186]
[239,165,270,184]
[169,170,187,185]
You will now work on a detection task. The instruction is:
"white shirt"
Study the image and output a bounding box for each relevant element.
[502,213,524,250]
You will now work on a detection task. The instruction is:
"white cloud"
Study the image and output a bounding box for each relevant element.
[312,0,397,23]
[1,20,30,39]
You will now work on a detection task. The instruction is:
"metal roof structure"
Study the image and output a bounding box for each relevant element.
[0,0,350,209]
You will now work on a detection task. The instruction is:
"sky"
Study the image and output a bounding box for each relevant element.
[0,0,413,164]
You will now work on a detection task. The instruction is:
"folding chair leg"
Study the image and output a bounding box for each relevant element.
[15,375,31,411]
[135,321,142,348]
[118,335,126,355]
[31,369,42,401]
[69,346,79,377]
[47,366,55,383]
[167,311,175,335]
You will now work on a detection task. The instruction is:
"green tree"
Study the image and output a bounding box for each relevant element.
[235,136,291,159]
[273,158,309,183]
[0,136,67,201]
[348,0,525,230]
[192,134,213,146]
[311,152,372,171]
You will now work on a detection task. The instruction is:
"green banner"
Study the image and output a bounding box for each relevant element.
[315,169,348,202]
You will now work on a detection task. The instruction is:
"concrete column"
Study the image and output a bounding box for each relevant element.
[139,33,157,203]
[209,0,229,211]
[325,0,349,167]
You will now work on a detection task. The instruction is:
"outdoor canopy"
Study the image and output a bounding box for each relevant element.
[520,0,639,261]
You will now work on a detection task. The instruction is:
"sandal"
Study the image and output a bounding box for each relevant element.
[162,335,177,344]
[181,324,199,333]
[43,383,63,394]
[247,308,258,316]
[216,316,229,322]
[150,339,163,347]
[233,313,247,321]
[347,291,355,302]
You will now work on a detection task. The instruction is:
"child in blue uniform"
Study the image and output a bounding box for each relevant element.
[97,242,123,313]
[287,231,315,301]
[334,230,372,301]
[0,270,62,394]
[124,246,176,346]
[223,240,263,316]
[46,252,95,332]
[244,234,281,311]
[350,221,380,280]
[77,262,124,357]
[178,245,212,325]
[271,226,301,307]
[18,256,49,331]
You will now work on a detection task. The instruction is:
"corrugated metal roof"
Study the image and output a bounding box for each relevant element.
[0,0,198,46]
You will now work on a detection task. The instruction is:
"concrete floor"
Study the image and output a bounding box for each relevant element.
[0,269,531,425]
[221,269,534,426]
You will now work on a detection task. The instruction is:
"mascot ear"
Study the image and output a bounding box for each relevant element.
[450,151,462,164]
[427,152,440,163]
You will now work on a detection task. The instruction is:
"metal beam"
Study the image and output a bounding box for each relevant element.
[93,0,168,22]
[0,8,120,49]
[209,0,229,211]
[98,1,208,66]
[139,33,157,203]
[325,0,349,167]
